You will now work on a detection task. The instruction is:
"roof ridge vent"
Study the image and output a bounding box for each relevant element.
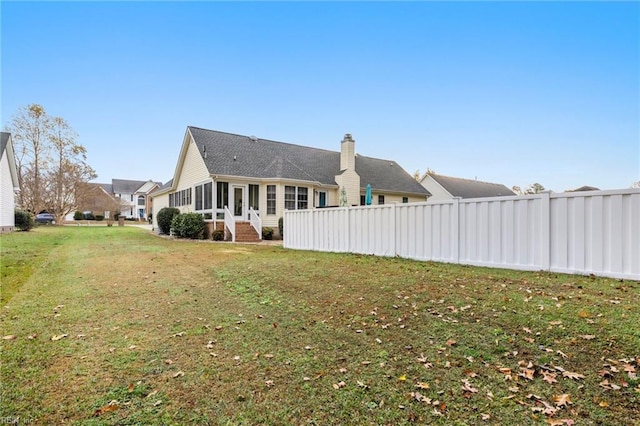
[249,135,258,142]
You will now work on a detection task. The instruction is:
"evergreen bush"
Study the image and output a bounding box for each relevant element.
[171,212,205,239]
[15,210,35,231]
[157,207,180,235]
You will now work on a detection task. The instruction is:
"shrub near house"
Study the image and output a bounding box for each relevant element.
[171,212,205,239]
[156,207,179,235]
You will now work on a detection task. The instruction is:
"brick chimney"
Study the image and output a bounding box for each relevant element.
[340,133,355,171]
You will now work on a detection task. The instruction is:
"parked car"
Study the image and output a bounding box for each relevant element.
[35,213,55,224]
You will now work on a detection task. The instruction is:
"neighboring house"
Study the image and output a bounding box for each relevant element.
[93,179,161,220]
[151,127,430,239]
[0,132,20,233]
[420,172,515,201]
[75,182,122,219]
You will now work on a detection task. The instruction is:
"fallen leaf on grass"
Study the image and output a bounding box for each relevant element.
[94,401,119,416]
[265,380,274,388]
[562,371,585,380]
[153,400,162,406]
[542,371,558,384]
[553,394,572,407]
[579,334,595,340]
[599,380,621,390]
[332,381,346,390]
[51,334,68,341]
[415,382,430,389]
[547,420,574,426]
[519,368,535,380]
[356,380,369,389]
[398,374,407,381]
[27,333,37,339]
[173,371,184,378]
[461,379,478,394]
[445,339,456,346]
[498,367,513,380]
[481,413,491,420]
[2,335,17,340]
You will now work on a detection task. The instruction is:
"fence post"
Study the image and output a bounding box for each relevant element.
[453,197,460,264]
[392,203,397,256]
[540,191,551,271]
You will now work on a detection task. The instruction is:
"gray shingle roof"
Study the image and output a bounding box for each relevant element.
[427,173,515,198]
[188,127,429,196]
[95,183,113,194]
[112,179,149,194]
[568,185,600,192]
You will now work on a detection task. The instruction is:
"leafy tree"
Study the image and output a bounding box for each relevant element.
[6,104,96,220]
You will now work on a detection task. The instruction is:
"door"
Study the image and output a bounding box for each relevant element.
[318,191,327,208]
[233,185,245,219]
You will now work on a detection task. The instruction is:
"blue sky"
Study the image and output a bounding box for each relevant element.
[2,1,638,192]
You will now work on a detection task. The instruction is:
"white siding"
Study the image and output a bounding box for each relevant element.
[151,192,169,229]
[0,149,16,231]
[176,137,210,191]
[419,175,452,201]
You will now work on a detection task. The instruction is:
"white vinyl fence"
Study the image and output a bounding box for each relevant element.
[284,189,640,280]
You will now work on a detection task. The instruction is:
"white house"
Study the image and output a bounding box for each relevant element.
[151,127,430,241]
[420,172,515,201]
[92,179,161,220]
[0,132,20,233]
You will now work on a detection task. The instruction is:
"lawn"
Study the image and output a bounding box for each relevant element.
[1,227,638,425]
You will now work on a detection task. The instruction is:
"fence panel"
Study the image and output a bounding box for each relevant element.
[284,189,640,280]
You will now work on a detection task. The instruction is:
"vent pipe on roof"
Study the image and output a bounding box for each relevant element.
[249,135,258,142]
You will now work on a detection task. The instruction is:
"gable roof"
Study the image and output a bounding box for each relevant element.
[1,132,20,189]
[188,127,429,196]
[425,173,515,198]
[1,132,10,156]
[111,179,161,194]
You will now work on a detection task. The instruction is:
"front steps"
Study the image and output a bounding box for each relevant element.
[230,221,261,243]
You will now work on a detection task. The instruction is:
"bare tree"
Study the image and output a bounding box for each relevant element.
[46,117,96,224]
[8,104,51,214]
[5,104,96,221]
[511,185,523,195]
[633,181,640,189]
